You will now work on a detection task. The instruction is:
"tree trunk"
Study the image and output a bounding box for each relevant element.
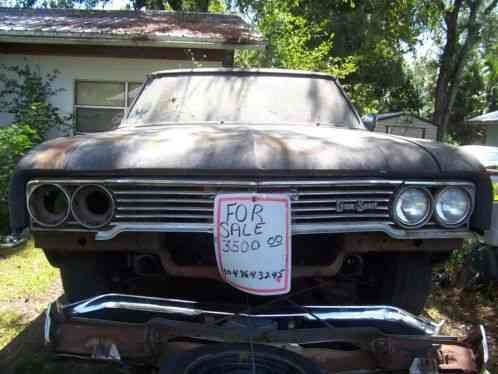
[195,0,210,12]
[433,0,498,141]
[433,0,462,141]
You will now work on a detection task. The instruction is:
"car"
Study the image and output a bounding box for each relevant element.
[8,69,493,314]
[460,145,498,282]
[461,145,498,169]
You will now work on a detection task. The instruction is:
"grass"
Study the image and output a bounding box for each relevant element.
[0,242,496,373]
[0,241,58,303]
[0,311,27,350]
[0,241,60,351]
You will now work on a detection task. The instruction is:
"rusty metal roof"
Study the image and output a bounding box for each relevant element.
[0,7,264,49]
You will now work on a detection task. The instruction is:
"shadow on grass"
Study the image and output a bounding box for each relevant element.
[0,240,30,260]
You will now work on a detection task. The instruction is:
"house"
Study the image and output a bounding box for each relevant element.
[466,110,498,146]
[374,112,438,140]
[0,7,263,134]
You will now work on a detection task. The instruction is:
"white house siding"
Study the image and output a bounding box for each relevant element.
[0,53,221,136]
[375,114,438,140]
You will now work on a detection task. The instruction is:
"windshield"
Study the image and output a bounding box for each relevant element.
[123,73,362,128]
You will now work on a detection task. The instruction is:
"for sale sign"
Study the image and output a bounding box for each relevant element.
[213,194,292,295]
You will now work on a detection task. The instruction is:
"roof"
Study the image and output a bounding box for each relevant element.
[466,110,498,125]
[150,67,338,79]
[376,111,436,127]
[0,7,264,50]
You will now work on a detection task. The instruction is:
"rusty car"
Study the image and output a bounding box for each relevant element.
[7,69,492,372]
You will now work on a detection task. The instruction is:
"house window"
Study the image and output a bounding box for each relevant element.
[74,81,142,132]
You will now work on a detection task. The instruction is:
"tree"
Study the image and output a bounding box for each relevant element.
[234,0,424,114]
[16,0,217,10]
[429,0,498,141]
[447,55,487,144]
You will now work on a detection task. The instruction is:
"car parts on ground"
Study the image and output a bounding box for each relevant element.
[44,293,489,373]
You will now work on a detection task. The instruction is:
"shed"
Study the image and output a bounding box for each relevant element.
[466,111,498,146]
[374,112,438,140]
[0,7,263,134]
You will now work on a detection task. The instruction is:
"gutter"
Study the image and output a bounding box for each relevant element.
[0,32,265,51]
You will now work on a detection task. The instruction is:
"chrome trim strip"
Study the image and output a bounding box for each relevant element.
[65,293,437,335]
[115,213,212,219]
[28,178,404,187]
[28,178,476,188]
[293,198,391,204]
[95,222,212,239]
[480,324,489,366]
[44,303,52,345]
[116,206,213,212]
[92,221,474,241]
[404,181,475,187]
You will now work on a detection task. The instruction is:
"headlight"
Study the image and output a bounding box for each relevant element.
[434,187,472,227]
[28,184,70,227]
[393,187,432,227]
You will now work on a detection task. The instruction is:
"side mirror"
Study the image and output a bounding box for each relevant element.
[363,113,377,132]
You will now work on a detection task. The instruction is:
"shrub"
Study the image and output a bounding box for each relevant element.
[0,63,70,234]
[0,125,39,234]
[0,64,71,138]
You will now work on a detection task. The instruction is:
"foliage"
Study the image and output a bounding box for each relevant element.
[0,64,64,233]
[9,0,498,140]
[447,55,488,144]
[234,0,425,114]
[237,1,357,80]
[424,0,498,141]
[0,64,71,139]
[0,125,39,233]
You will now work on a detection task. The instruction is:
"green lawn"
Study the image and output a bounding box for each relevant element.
[0,241,59,350]
[0,243,496,373]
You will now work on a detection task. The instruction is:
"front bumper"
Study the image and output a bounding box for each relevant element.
[45,294,489,373]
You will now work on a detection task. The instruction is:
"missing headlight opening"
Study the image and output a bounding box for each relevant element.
[27,184,70,227]
[71,185,115,228]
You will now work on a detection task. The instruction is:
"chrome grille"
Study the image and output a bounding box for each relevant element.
[108,180,398,225]
[27,178,475,240]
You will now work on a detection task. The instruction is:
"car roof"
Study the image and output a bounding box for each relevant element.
[149,68,338,80]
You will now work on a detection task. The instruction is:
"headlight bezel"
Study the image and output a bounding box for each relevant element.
[71,184,115,229]
[434,186,473,228]
[392,186,433,229]
[27,183,71,227]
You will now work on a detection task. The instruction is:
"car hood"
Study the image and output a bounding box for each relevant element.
[16,124,479,176]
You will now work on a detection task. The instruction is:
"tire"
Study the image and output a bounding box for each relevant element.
[361,253,432,314]
[58,254,114,303]
[160,343,326,374]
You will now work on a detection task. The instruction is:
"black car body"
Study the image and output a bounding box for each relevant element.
[8,69,493,314]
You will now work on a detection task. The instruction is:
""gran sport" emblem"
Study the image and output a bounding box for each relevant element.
[336,199,378,213]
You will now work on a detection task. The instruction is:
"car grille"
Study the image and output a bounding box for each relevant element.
[109,179,399,225]
[28,178,477,239]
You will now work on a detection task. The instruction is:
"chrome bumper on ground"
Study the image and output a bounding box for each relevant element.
[44,294,489,373]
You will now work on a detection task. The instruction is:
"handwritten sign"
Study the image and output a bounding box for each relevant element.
[214,194,291,295]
